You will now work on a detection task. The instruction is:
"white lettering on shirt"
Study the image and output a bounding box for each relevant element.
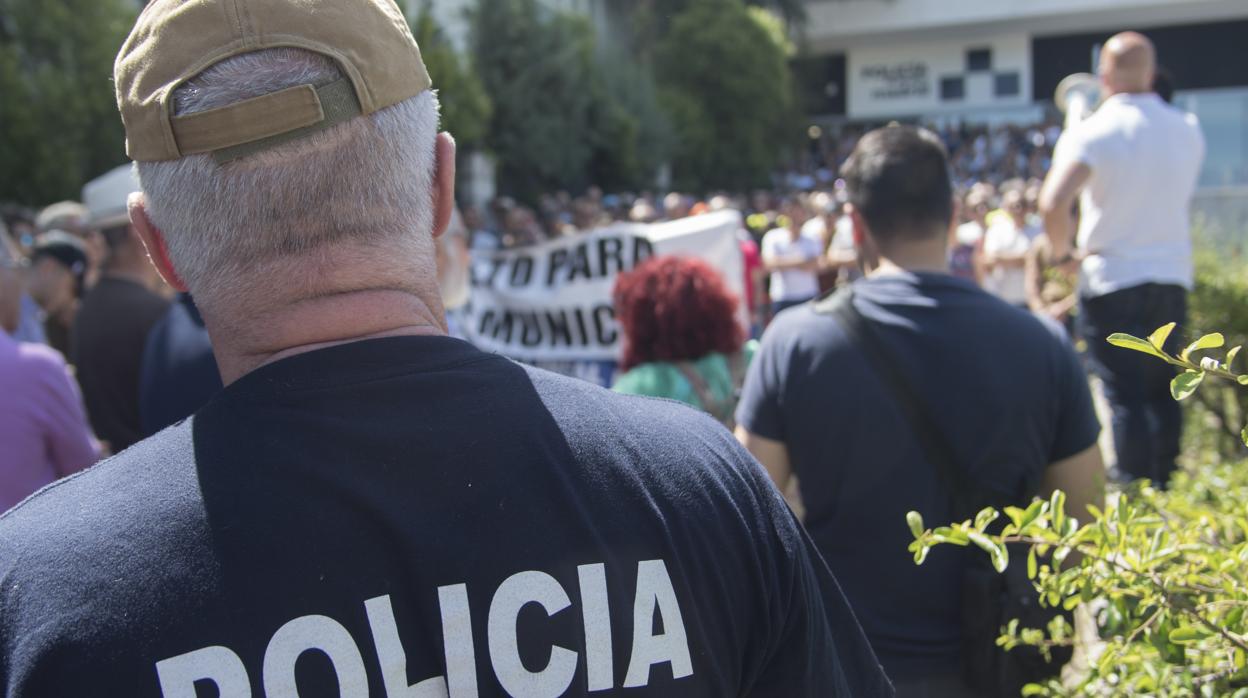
[623,559,694,687]
[156,645,251,698]
[263,615,368,697]
[437,583,479,697]
[487,571,578,697]
[155,559,691,697]
[577,563,614,691]
[365,595,450,697]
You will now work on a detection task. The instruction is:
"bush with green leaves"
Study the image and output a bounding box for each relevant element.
[907,326,1248,696]
[1185,248,1248,457]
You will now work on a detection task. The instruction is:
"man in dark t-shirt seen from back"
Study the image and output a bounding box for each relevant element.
[72,164,170,452]
[0,1,891,696]
[736,125,1105,696]
[139,292,222,437]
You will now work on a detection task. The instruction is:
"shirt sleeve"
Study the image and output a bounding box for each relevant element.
[735,326,788,441]
[1052,125,1099,171]
[761,231,779,261]
[37,357,100,478]
[1049,340,1101,463]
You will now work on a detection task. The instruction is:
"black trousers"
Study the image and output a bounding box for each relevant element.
[1080,282,1188,486]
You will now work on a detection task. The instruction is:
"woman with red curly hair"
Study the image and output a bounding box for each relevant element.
[612,255,756,424]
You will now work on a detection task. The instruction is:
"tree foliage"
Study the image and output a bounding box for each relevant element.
[588,47,672,194]
[1183,248,1248,456]
[410,4,492,150]
[621,0,805,55]
[0,0,137,206]
[911,325,1248,696]
[471,0,668,201]
[653,0,799,192]
[471,0,598,201]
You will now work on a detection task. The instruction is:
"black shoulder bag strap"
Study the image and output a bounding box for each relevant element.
[813,288,985,519]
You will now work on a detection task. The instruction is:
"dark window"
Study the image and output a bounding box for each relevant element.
[994,72,1021,97]
[791,53,848,116]
[1031,19,1248,101]
[940,76,965,101]
[966,48,992,72]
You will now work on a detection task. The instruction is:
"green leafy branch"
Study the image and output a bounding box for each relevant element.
[908,480,1248,696]
[1108,324,1248,448]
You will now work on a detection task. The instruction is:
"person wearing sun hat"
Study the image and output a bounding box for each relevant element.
[71,163,170,453]
[0,1,891,695]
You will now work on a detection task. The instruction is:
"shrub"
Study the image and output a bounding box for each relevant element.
[908,324,1248,696]
[1185,248,1248,457]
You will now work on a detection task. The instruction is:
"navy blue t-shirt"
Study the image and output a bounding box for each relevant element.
[0,336,891,697]
[736,272,1099,680]
[140,293,223,437]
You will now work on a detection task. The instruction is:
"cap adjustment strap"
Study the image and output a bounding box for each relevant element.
[167,77,362,165]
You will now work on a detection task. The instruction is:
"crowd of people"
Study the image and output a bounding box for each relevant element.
[457,152,1076,341]
[0,2,1204,695]
[0,156,1072,503]
[1,166,221,481]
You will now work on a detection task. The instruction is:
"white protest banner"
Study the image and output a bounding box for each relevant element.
[464,210,745,364]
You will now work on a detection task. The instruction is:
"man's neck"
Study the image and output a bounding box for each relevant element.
[50,298,77,324]
[1105,86,1152,99]
[207,288,447,385]
[869,240,950,277]
[100,262,152,288]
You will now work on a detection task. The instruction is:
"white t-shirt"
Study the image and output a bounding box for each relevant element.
[762,228,822,302]
[830,215,856,255]
[956,221,985,246]
[800,216,827,244]
[1051,92,1205,297]
[982,220,1041,305]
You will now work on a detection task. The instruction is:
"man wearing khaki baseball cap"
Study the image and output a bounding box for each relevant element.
[0,1,891,696]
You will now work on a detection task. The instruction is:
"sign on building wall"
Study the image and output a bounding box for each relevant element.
[848,35,1032,119]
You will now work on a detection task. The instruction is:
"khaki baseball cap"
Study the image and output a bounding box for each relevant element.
[115,0,431,163]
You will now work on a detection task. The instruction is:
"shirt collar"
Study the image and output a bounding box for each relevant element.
[1104,91,1161,107]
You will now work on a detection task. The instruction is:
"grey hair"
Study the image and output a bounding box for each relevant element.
[136,48,441,309]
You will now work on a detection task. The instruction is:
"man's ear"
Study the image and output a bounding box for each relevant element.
[947,199,960,242]
[847,204,868,248]
[431,132,457,239]
[128,192,188,292]
[848,204,881,273]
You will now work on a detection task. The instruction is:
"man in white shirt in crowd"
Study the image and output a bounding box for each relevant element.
[1040,31,1205,486]
[982,189,1041,307]
[763,199,823,317]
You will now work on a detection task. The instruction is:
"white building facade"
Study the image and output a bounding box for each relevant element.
[796,0,1248,228]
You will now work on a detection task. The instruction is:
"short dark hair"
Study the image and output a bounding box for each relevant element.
[841,125,953,244]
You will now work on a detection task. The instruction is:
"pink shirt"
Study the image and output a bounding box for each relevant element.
[0,331,98,512]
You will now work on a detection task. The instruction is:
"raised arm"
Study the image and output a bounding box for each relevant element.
[1038,159,1091,261]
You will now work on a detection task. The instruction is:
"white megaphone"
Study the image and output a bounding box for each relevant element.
[1055,73,1101,129]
